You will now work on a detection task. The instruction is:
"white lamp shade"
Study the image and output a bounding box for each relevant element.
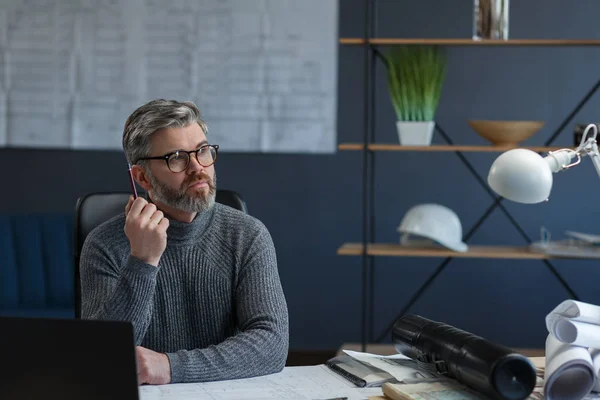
[487,149,553,204]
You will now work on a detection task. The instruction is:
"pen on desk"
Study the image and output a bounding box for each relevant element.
[314,398,348,400]
[127,163,138,199]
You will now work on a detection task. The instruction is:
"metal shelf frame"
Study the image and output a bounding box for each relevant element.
[347,0,600,351]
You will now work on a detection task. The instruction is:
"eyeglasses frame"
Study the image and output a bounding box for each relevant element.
[135,144,220,172]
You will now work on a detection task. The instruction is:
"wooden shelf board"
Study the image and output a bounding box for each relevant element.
[339,38,600,46]
[337,143,568,152]
[337,243,556,259]
[338,143,366,151]
[339,38,365,45]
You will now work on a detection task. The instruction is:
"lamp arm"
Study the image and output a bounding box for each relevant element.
[581,141,600,179]
[545,124,600,175]
[572,123,600,178]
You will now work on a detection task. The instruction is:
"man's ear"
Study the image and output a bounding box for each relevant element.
[131,164,153,192]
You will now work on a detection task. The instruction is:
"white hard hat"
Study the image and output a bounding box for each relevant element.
[397,204,468,252]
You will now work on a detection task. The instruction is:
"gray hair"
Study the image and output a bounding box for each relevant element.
[122,99,208,165]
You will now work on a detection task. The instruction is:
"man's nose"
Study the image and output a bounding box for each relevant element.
[187,152,205,173]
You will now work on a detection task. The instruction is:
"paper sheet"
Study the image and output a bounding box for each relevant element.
[551,317,600,348]
[2,0,74,148]
[0,0,338,153]
[343,350,441,383]
[70,95,139,149]
[547,300,600,322]
[591,349,600,392]
[382,381,487,400]
[0,92,6,146]
[139,365,382,400]
[544,334,595,400]
[546,300,600,347]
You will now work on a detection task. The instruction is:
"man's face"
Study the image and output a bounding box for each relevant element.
[144,123,217,213]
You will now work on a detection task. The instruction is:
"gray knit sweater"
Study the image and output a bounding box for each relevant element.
[79,203,289,383]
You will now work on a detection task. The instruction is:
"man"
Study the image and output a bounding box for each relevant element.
[79,99,289,385]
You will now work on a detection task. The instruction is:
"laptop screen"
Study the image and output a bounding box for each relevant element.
[0,317,139,400]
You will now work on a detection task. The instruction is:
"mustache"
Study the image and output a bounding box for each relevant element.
[183,172,214,189]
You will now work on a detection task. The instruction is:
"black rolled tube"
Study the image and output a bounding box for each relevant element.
[392,315,537,400]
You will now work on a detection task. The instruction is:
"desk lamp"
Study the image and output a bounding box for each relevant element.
[487,123,600,203]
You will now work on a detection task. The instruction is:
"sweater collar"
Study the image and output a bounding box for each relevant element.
[166,205,215,244]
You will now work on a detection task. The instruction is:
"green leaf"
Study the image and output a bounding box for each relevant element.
[384,45,446,122]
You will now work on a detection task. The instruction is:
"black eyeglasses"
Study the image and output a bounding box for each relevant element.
[136,144,219,173]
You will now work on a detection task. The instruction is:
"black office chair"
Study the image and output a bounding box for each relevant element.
[73,190,247,318]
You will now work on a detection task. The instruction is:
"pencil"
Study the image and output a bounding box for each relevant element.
[127,163,138,199]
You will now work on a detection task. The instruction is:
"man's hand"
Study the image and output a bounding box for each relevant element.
[125,196,169,267]
[136,346,171,385]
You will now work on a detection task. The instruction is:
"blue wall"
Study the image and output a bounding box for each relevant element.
[1,0,600,351]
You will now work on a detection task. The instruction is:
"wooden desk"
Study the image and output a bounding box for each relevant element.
[337,342,545,358]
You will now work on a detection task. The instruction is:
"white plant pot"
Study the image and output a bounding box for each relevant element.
[396,121,435,146]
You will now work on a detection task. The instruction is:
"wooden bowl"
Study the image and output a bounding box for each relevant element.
[468,120,544,146]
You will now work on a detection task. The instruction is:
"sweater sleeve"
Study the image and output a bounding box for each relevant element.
[165,224,289,383]
[79,228,160,345]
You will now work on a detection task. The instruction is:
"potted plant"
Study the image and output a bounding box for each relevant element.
[385,46,447,146]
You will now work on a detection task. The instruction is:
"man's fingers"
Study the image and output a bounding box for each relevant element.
[128,197,148,217]
[158,218,170,231]
[125,196,134,214]
[149,210,164,226]
[139,203,157,221]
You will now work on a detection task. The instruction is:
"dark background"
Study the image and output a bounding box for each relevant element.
[2,0,600,353]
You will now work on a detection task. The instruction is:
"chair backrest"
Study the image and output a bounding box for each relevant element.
[73,190,247,318]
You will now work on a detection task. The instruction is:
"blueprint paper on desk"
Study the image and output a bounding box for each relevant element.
[343,350,441,383]
[139,365,382,400]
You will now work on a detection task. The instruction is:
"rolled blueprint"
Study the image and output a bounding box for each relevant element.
[546,300,600,349]
[546,300,600,335]
[591,349,600,392]
[544,334,595,400]
[548,316,600,348]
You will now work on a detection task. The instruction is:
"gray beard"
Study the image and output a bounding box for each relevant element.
[147,172,217,214]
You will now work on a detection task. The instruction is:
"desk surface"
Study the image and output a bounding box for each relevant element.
[139,365,382,400]
[138,355,547,400]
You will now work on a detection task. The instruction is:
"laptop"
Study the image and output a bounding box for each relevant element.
[0,316,139,400]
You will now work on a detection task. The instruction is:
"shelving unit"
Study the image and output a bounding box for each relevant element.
[338,244,554,259]
[339,0,600,351]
